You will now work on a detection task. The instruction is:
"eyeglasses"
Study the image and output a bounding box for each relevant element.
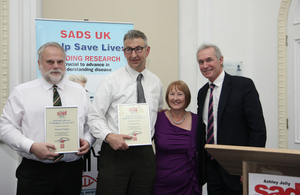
[123,46,146,55]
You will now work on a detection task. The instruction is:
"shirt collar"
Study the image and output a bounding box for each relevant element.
[40,76,66,91]
[209,70,225,88]
[125,64,147,80]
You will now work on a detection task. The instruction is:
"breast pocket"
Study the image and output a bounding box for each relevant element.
[146,93,160,112]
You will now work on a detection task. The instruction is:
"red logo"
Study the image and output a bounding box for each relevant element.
[254,183,300,195]
[129,107,138,112]
[55,137,69,144]
[82,175,97,187]
[57,111,67,116]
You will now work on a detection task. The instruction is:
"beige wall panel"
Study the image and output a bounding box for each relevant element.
[42,0,178,108]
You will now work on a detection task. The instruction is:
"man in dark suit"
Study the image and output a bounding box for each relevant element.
[196,44,266,195]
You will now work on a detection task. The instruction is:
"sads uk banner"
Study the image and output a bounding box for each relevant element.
[36,18,133,101]
[249,173,300,195]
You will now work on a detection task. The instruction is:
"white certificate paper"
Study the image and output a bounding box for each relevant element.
[45,106,79,153]
[118,103,152,146]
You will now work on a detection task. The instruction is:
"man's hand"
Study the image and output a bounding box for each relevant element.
[30,142,59,160]
[105,133,132,151]
[76,138,90,156]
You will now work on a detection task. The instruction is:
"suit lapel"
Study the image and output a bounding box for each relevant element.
[198,83,209,119]
[218,72,231,124]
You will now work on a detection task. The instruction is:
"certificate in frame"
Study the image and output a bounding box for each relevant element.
[118,103,152,146]
[45,106,79,153]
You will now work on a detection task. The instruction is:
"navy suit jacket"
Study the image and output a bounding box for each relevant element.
[196,72,266,186]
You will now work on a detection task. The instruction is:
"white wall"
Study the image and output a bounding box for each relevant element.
[179,0,281,149]
[179,1,281,194]
[0,0,282,194]
[0,145,20,195]
[0,1,41,194]
[250,1,281,149]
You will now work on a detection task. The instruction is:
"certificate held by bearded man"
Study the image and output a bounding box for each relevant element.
[45,106,79,153]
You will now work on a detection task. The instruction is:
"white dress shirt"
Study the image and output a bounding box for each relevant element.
[88,64,164,141]
[203,71,225,144]
[0,77,95,163]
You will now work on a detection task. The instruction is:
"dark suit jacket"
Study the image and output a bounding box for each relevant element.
[197,72,266,186]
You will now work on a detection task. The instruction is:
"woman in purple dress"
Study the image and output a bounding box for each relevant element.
[153,81,202,195]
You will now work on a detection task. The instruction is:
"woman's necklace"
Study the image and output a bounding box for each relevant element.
[170,112,186,125]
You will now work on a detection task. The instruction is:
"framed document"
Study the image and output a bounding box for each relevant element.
[118,103,152,146]
[45,106,79,153]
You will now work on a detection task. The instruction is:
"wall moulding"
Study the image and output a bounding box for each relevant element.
[0,0,9,114]
[278,0,292,148]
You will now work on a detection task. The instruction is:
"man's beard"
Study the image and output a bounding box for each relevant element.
[42,69,65,84]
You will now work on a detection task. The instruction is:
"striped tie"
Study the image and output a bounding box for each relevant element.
[207,83,215,144]
[53,85,62,106]
[207,83,215,160]
[53,85,64,162]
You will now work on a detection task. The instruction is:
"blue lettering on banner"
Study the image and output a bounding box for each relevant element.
[102,44,123,51]
[74,43,99,51]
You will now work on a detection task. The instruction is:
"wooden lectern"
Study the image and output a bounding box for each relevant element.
[205,144,300,195]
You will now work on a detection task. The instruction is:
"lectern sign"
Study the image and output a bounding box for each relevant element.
[249,173,300,195]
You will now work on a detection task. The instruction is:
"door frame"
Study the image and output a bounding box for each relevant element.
[278,0,292,148]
